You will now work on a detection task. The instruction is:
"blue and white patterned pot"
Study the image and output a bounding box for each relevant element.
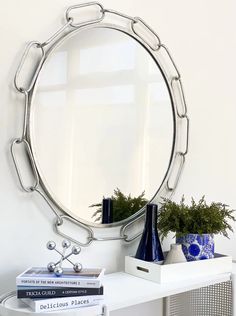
[176,234,214,261]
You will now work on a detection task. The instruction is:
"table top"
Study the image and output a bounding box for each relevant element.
[104,271,231,310]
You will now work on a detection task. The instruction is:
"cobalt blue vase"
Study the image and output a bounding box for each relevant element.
[102,198,113,224]
[176,234,214,261]
[135,204,164,263]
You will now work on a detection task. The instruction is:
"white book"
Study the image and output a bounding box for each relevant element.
[21,295,104,313]
[16,267,105,288]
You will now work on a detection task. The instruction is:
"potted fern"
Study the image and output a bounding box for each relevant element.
[157,196,235,261]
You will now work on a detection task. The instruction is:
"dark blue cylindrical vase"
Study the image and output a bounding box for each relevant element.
[176,234,214,261]
[135,204,164,263]
[102,198,113,224]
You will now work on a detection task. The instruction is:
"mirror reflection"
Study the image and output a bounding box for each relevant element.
[30,27,174,225]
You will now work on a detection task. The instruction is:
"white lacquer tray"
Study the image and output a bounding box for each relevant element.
[125,253,232,283]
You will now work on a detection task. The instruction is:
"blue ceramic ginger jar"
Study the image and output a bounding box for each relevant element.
[176,234,214,261]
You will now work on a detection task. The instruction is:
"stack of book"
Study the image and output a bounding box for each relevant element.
[16,267,105,313]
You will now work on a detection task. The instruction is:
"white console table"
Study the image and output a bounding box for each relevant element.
[0,269,233,316]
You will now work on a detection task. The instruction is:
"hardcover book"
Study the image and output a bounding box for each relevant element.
[21,295,104,313]
[17,285,104,298]
[16,267,105,288]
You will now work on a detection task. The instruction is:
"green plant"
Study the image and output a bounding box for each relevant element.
[90,188,148,222]
[157,196,235,239]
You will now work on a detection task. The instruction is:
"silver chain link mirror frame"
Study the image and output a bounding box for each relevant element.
[11,2,189,246]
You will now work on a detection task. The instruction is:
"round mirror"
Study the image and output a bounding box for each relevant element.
[30,25,174,227]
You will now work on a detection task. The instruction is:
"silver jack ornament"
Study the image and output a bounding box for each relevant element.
[46,240,82,276]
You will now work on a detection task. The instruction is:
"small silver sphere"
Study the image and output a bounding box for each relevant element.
[73,262,82,272]
[62,240,71,249]
[47,241,56,250]
[47,262,56,272]
[54,266,63,277]
[72,245,81,255]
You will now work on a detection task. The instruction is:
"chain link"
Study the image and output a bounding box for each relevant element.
[159,44,181,79]
[55,215,136,244]
[182,115,189,156]
[131,17,161,51]
[170,77,189,156]
[171,77,187,117]
[66,2,105,27]
[11,138,39,192]
[120,213,145,242]
[167,153,185,192]
[14,41,45,93]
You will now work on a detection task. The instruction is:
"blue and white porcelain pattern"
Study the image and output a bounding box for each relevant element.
[176,234,214,261]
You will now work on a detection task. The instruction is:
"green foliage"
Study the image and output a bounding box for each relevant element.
[90,188,148,222]
[157,196,235,239]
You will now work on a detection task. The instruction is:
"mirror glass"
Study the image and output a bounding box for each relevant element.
[30,26,174,225]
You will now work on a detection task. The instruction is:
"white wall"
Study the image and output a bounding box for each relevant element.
[1,0,236,315]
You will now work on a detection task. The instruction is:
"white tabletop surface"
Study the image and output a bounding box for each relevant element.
[103,271,231,311]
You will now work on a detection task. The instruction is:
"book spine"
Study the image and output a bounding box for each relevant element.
[22,295,104,313]
[17,286,104,298]
[16,277,101,288]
